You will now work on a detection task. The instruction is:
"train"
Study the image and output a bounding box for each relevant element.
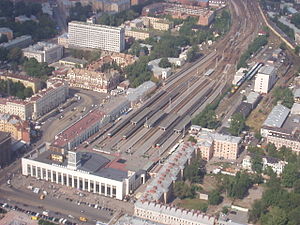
[230,62,263,94]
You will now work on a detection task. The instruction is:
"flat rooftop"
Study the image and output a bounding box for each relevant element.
[258,65,275,75]
[158,113,179,129]
[33,150,128,181]
[69,21,124,31]
[263,104,290,128]
[52,110,105,148]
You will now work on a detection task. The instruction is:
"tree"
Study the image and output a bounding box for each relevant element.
[260,207,288,225]
[251,154,263,173]
[273,87,294,108]
[173,181,195,199]
[226,172,253,199]
[8,48,23,63]
[158,57,171,68]
[249,200,265,223]
[188,136,197,143]
[295,46,300,55]
[208,190,223,205]
[0,34,8,44]
[229,113,245,136]
[23,58,54,79]
[184,159,206,183]
[186,45,199,62]
[0,47,8,61]
[282,163,299,188]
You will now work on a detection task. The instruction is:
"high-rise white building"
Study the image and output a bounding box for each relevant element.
[68,21,125,52]
[254,65,277,94]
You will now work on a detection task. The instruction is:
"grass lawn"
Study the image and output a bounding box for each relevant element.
[177,198,208,212]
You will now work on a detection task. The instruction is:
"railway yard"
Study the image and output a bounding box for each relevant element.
[77,0,265,173]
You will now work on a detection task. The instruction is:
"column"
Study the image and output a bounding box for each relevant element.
[66,175,70,187]
[104,183,107,196]
[88,180,91,192]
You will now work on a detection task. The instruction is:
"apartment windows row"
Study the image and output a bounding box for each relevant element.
[26,164,117,198]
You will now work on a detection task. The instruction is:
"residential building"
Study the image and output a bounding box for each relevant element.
[242,154,287,175]
[0,27,13,40]
[217,208,248,225]
[135,201,215,225]
[131,0,147,6]
[265,127,300,155]
[142,17,174,31]
[30,79,69,120]
[209,0,227,7]
[196,130,242,160]
[23,42,63,64]
[51,110,108,152]
[68,21,125,52]
[198,10,215,26]
[254,65,277,94]
[0,114,30,143]
[294,88,300,103]
[0,131,11,168]
[0,35,32,50]
[21,148,145,200]
[124,28,151,40]
[102,0,130,12]
[0,98,33,121]
[110,53,137,68]
[0,71,42,93]
[66,68,120,93]
[59,57,87,68]
[135,142,216,225]
[244,91,261,109]
[15,15,37,23]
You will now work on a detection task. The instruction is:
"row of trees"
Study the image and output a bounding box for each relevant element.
[68,3,92,22]
[271,16,295,40]
[0,80,33,99]
[237,35,268,69]
[291,13,300,29]
[229,113,246,136]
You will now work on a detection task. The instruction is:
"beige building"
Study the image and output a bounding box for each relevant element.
[0,114,30,143]
[196,129,241,160]
[0,71,42,93]
[23,42,63,64]
[0,98,33,121]
[66,68,120,93]
[124,28,150,40]
[142,17,173,31]
[30,79,69,120]
[0,27,13,40]
[58,33,69,48]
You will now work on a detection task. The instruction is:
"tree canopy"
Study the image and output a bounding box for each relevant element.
[229,113,246,136]
[273,87,294,109]
[23,58,54,79]
[158,57,171,68]
[0,80,33,99]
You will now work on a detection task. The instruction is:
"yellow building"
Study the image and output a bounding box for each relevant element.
[125,28,150,40]
[0,72,42,93]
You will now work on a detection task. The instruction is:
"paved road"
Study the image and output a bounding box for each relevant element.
[0,185,111,224]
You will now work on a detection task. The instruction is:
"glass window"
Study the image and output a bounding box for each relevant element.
[27,165,31,174]
[32,166,36,176]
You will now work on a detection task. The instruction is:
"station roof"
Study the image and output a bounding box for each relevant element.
[144,110,165,127]
[174,115,191,132]
[131,108,151,124]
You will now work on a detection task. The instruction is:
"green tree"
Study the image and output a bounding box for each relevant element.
[173,181,195,199]
[186,45,199,62]
[229,113,245,136]
[0,47,8,61]
[226,172,253,199]
[252,154,263,173]
[158,57,171,68]
[249,200,265,223]
[8,47,23,63]
[208,190,223,205]
[184,159,206,183]
[282,163,299,188]
[188,136,197,143]
[260,207,288,225]
[0,34,8,44]
[295,46,300,55]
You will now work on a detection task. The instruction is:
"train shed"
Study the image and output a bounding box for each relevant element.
[131,108,152,125]
[174,116,191,133]
[158,113,179,131]
[144,110,166,128]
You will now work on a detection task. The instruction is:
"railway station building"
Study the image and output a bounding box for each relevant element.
[22,146,145,200]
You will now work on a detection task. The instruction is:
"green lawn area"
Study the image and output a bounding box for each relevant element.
[177,198,208,212]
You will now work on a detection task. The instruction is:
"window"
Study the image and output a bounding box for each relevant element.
[107,185,111,196]
[47,170,51,180]
[32,166,36,176]
[96,182,99,193]
[112,186,116,198]
[37,167,41,178]
[58,173,62,183]
[68,176,72,186]
[101,183,105,194]
[27,165,31,174]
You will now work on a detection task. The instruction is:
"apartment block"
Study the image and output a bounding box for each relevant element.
[254,65,277,94]
[196,129,242,160]
[0,27,13,40]
[0,98,33,121]
[142,17,174,31]
[66,68,120,93]
[0,114,30,143]
[68,21,125,52]
[124,28,150,40]
[0,131,11,168]
[23,42,63,64]
[0,71,42,93]
[30,79,69,120]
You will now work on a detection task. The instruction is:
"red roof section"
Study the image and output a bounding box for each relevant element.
[52,110,105,148]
